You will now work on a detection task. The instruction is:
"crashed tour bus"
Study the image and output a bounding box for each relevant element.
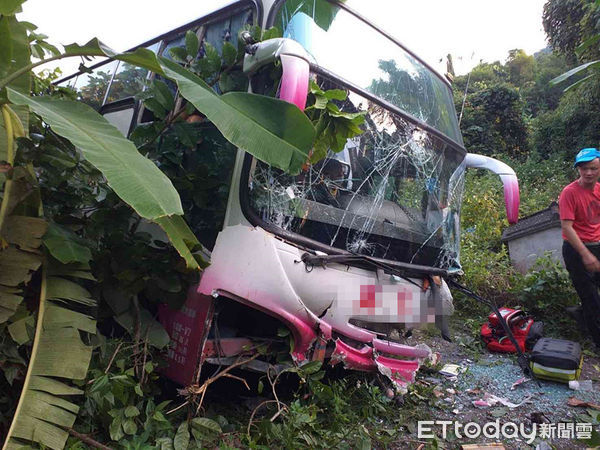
[58,0,520,392]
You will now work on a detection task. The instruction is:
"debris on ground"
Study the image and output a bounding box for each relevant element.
[439,363,461,377]
[510,376,531,390]
[568,379,594,391]
[402,328,600,449]
[472,392,533,408]
[566,397,600,410]
[461,443,506,449]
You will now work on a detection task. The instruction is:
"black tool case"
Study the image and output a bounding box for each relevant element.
[529,338,582,382]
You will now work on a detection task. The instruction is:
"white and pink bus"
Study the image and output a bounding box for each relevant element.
[59,0,519,392]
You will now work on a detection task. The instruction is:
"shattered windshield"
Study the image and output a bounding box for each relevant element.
[275,0,463,144]
[248,77,465,271]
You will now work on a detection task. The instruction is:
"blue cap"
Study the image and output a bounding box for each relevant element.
[574,148,600,167]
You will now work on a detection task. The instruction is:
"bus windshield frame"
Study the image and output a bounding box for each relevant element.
[240,0,467,272]
[270,0,464,146]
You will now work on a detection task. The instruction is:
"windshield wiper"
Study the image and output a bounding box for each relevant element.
[299,252,454,341]
[299,251,447,282]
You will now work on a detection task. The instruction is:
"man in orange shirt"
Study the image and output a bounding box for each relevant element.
[560,148,600,347]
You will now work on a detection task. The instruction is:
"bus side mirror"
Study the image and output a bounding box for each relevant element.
[243,38,311,111]
[464,153,520,224]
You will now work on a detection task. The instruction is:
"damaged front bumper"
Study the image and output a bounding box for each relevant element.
[160,225,450,392]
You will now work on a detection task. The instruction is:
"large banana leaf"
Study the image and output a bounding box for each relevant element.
[0,15,29,162]
[0,215,45,323]
[0,15,29,96]
[0,27,316,449]
[3,266,96,450]
[62,39,165,76]
[4,33,316,174]
[0,119,95,450]
[0,141,96,450]
[6,88,215,270]
[25,39,316,174]
[155,215,209,270]
[159,58,315,175]
[550,59,600,89]
[7,88,184,220]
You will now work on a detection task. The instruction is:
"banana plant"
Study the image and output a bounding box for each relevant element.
[550,21,600,91]
[0,2,316,448]
[2,42,316,269]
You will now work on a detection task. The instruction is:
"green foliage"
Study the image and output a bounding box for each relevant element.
[8,88,185,219]
[455,153,580,341]
[456,155,569,311]
[512,254,579,338]
[43,223,92,265]
[457,83,529,157]
[249,376,396,448]
[0,11,101,448]
[521,50,568,116]
[543,0,589,62]
[305,80,365,163]
[514,152,571,216]
[73,338,176,447]
[506,49,536,85]
[533,77,600,155]
[67,337,434,449]
[0,6,326,448]
[546,0,600,91]
[160,57,315,175]
[4,0,600,447]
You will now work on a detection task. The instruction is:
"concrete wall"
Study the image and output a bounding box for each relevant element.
[507,226,564,274]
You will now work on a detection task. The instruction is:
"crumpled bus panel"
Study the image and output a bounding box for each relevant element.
[194,225,444,390]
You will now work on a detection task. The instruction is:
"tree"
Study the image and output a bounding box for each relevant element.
[521,49,568,116]
[506,49,536,86]
[542,0,588,63]
[542,0,600,148]
[457,83,529,158]
[533,77,600,155]
[544,0,600,91]
[0,4,320,447]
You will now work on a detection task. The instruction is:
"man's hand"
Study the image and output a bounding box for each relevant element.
[562,219,600,272]
[582,252,600,272]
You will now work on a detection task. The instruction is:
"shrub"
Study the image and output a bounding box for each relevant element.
[512,254,580,339]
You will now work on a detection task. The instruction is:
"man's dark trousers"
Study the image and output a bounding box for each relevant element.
[563,240,600,346]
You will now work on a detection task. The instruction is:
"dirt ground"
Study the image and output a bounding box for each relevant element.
[402,327,600,450]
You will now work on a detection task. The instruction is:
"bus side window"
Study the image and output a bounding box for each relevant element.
[155,123,237,251]
[105,41,161,105]
[138,33,189,124]
[202,8,252,54]
[73,60,118,110]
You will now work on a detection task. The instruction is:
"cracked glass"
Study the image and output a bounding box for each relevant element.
[275,0,463,145]
[247,0,467,271]
[249,76,465,271]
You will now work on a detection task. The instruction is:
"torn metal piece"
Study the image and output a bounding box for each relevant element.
[375,355,420,394]
[330,339,376,371]
[372,338,430,359]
